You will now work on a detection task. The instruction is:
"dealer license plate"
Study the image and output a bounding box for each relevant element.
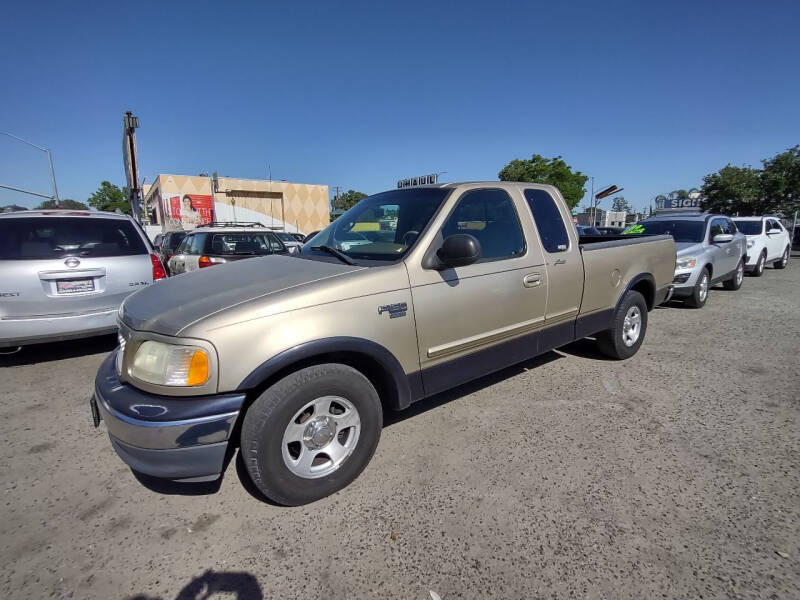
[57,279,95,294]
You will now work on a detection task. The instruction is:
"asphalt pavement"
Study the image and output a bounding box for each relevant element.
[1,256,798,599]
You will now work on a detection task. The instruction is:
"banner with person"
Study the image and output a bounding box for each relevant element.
[165,194,215,229]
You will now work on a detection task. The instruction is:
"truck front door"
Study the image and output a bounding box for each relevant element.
[408,187,548,395]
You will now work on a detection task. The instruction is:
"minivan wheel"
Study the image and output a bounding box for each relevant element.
[596,290,648,360]
[685,268,710,308]
[774,247,789,269]
[723,259,744,290]
[752,251,766,277]
[241,363,382,506]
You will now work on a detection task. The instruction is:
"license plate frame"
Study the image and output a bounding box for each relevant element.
[57,278,95,294]
[90,396,101,428]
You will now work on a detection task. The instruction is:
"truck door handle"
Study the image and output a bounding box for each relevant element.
[523,273,542,287]
[554,259,567,265]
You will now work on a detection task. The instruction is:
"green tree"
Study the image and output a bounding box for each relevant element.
[761,145,800,215]
[700,165,764,215]
[611,196,632,212]
[334,189,368,212]
[36,199,89,210]
[701,146,800,216]
[498,154,588,209]
[88,181,130,214]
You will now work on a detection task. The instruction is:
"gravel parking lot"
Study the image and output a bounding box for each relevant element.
[1,257,798,600]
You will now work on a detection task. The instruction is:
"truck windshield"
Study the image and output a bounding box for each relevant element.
[623,220,705,243]
[301,188,451,262]
[733,220,762,235]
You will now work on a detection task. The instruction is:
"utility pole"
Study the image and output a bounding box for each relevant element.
[332,186,342,211]
[0,131,59,205]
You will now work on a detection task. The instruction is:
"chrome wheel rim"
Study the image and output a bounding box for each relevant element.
[758,255,764,273]
[698,274,708,302]
[622,306,642,347]
[782,249,789,265]
[282,396,361,479]
[735,262,743,285]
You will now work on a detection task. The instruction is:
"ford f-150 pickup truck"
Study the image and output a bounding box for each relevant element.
[92,182,676,505]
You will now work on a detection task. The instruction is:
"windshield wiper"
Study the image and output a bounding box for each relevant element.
[311,245,356,265]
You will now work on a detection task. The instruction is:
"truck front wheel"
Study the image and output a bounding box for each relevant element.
[241,363,382,505]
[596,290,648,360]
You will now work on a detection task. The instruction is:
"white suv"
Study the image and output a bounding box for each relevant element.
[733,216,791,276]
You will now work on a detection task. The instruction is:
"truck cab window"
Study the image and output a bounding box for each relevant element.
[524,188,569,253]
[441,188,525,261]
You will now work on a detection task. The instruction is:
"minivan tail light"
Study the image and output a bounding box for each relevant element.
[150,254,167,280]
[198,255,226,268]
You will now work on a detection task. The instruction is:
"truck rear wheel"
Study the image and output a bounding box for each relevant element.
[241,363,382,505]
[596,290,648,360]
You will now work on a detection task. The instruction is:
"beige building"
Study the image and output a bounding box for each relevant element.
[143,174,329,235]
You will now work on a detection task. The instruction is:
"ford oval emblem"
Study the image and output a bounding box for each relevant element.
[65,257,80,268]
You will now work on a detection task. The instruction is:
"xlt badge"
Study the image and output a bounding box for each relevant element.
[378,302,407,319]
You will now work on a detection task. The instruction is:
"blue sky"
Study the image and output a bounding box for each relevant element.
[1,0,798,213]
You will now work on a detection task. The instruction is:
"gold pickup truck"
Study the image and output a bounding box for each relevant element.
[92,182,676,505]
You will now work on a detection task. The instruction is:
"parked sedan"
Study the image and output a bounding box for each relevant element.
[0,210,165,349]
[733,217,791,276]
[168,225,290,275]
[623,214,746,308]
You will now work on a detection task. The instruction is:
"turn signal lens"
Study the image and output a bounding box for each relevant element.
[187,350,210,386]
[199,255,226,268]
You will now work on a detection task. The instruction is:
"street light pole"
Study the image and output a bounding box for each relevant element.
[0,131,59,206]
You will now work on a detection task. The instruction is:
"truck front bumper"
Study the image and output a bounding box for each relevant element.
[92,351,246,482]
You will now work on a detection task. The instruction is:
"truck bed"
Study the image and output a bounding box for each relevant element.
[577,233,676,317]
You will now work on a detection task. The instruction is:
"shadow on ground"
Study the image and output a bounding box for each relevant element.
[127,569,262,600]
[0,333,117,366]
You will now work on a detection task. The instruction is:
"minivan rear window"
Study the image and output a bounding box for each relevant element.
[0,217,148,260]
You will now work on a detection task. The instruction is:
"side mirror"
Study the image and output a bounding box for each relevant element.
[713,233,733,243]
[436,234,481,269]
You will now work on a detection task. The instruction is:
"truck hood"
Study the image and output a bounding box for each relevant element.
[675,242,704,255]
[120,255,362,336]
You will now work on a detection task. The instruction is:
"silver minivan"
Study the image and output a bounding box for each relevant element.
[0,210,165,349]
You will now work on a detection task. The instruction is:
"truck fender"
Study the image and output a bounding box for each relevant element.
[618,273,656,311]
[235,336,422,411]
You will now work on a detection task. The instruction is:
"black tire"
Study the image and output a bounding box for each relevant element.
[241,363,382,506]
[751,251,766,277]
[723,258,744,290]
[773,246,790,269]
[684,268,710,308]
[596,290,648,360]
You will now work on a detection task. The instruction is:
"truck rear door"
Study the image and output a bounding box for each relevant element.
[522,188,584,328]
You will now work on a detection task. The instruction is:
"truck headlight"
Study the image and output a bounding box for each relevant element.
[676,256,696,270]
[746,239,755,249]
[130,340,210,386]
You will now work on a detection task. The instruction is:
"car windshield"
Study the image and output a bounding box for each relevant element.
[0,217,147,260]
[623,219,705,243]
[733,220,763,235]
[301,188,451,262]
